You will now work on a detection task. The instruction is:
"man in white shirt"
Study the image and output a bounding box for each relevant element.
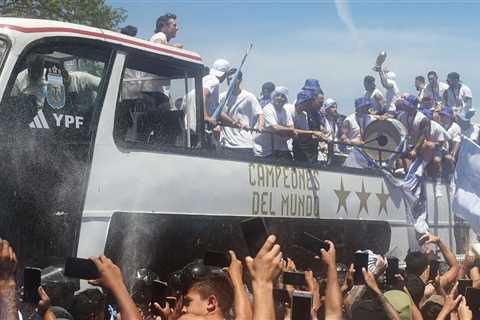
[424,71,449,108]
[258,82,275,108]
[219,71,264,158]
[438,107,461,185]
[254,86,295,160]
[340,97,376,145]
[363,75,385,114]
[377,69,399,112]
[415,76,426,101]
[457,112,480,144]
[444,72,474,116]
[151,13,183,48]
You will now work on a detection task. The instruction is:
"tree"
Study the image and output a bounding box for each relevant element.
[1,0,127,30]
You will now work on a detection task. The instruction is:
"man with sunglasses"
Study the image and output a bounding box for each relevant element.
[444,72,473,117]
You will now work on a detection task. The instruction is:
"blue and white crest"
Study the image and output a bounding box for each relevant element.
[46,67,65,110]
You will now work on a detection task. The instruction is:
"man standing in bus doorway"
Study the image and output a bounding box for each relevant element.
[254,86,295,160]
[151,13,184,48]
[219,71,264,158]
[444,72,474,117]
[424,71,449,109]
[363,75,385,114]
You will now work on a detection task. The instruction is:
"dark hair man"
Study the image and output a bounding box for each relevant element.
[363,75,385,114]
[415,76,426,100]
[258,81,275,108]
[71,289,106,320]
[444,72,473,117]
[120,25,138,37]
[424,71,448,108]
[151,13,183,48]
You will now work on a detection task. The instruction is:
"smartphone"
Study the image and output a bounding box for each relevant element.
[292,290,312,320]
[64,257,100,280]
[23,267,41,303]
[240,217,268,257]
[465,288,480,318]
[204,251,229,268]
[151,280,169,303]
[428,260,440,282]
[353,253,369,285]
[283,271,307,287]
[273,288,289,305]
[297,232,329,255]
[458,279,473,296]
[386,257,399,286]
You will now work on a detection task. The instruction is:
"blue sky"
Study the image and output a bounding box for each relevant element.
[109,0,480,117]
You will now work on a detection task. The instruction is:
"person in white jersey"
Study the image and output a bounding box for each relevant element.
[444,72,474,117]
[340,96,376,145]
[424,71,449,109]
[254,86,295,160]
[377,69,399,112]
[438,107,461,193]
[151,13,183,48]
[363,75,385,114]
[415,76,426,101]
[396,94,433,171]
[219,71,264,158]
[457,111,480,144]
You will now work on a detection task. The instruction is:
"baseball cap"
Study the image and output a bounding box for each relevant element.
[302,79,323,95]
[439,106,454,119]
[325,98,337,110]
[210,59,232,78]
[355,96,372,112]
[296,90,315,105]
[384,290,412,320]
[272,86,289,99]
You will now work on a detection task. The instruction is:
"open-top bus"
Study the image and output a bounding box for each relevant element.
[0,18,469,284]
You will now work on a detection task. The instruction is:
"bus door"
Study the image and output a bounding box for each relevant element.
[0,37,114,269]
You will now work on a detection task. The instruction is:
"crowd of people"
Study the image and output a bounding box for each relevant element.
[120,13,479,199]
[2,230,480,320]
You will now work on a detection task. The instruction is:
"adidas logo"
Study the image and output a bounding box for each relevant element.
[29,110,50,129]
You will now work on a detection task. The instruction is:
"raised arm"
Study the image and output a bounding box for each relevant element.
[321,241,342,320]
[363,269,401,320]
[227,250,253,320]
[0,240,18,320]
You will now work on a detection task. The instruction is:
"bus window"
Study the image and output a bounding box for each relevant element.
[115,54,200,149]
[0,39,112,268]
[0,38,7,66]
[104,212,391,288]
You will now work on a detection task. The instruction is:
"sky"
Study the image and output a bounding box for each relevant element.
[108,0,480,117]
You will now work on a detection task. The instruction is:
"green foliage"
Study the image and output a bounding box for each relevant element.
[1,0,127,30]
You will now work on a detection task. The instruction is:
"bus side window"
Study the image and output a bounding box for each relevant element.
[114,54,198,149]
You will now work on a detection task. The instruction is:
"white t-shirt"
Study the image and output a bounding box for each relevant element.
[424,82,449,106]
[203,73,220,117]
[446,84,473,113]
[150,32,168,44]
[220,90,263,149]
[365,88,384,113]
[463,123,480,142]
[181,88,197,132]
[343,113,375,141]
[429,120,450,143]
[385,79,400,112]
[397,111,429,146]
[254,103,293,156]
[445,121,462,143]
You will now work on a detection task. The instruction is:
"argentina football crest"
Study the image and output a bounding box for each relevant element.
[46,66,66,110]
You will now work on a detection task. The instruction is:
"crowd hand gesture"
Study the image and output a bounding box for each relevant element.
[419,233,441,246]
[341,264,355,293]
[89,256,125,291]
[153,301,175,320]
[0,240,17,285]
[362,268,382,296]
[37,287,56,320]
[318,240,336,268]
[246,235,283,285]
[227,250,244,286]
[458,296,473,320]
[438,283,462,320]
[305,270,321,316]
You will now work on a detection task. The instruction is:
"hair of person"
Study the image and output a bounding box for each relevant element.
[364,75,375,83]
[236,71,243,81]
[26,54,45,69]
[405,251,429,276]
[70,289,106,320]
[405,274,426,306]
[427,71,437,78]
[447,72,460,81]
[262,82,275,91]
[189,274,234,316]
[420,301,443,320]
[120,25,138,37]
[416,75,425,83]
[155,13,177,33]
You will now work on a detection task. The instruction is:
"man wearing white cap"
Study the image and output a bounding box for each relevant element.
[377,68,400,112]
[254,86,295,160]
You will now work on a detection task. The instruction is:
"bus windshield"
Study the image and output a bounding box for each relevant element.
[0,39,7,65]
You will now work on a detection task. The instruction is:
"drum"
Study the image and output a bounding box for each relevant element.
[363,118,406,161]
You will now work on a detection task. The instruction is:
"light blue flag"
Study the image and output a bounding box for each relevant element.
[453,137,480,235]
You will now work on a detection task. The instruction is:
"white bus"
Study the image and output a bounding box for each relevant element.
[0,18,469,282]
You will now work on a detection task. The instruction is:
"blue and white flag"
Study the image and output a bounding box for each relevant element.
[345,146,428,237]
[453,137,480,235]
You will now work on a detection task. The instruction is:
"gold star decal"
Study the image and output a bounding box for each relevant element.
[356,180,371,217]
[334,178,350,215]
[376,182,390,216]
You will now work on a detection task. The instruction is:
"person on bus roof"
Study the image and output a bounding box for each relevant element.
[258,81,275,108]
[219,71,264,158]
[444,72,474,117]
[254,86,295,160]
[363,75,385,115]
[340,96,376,145]
[151,13,183,49]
